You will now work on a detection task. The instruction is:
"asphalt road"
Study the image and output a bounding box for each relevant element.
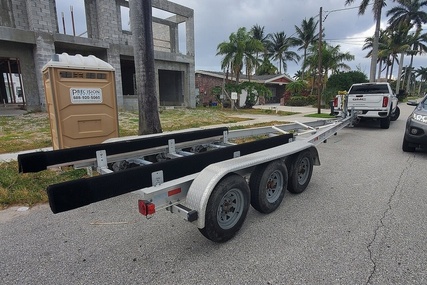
[1,103,426,285]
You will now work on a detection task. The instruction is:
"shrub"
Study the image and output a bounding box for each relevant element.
[287,96,312,106]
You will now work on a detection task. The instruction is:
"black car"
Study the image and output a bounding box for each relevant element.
[402,95,427,152]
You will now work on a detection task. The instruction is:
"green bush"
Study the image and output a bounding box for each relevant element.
[287,96,314,106]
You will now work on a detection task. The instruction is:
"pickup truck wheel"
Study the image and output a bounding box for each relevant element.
[199,174,250,243]
[249,160,288,214]
[380,116,390,129]
[288,150,313,194]
[390,106,400,121]
[402,138,416,152]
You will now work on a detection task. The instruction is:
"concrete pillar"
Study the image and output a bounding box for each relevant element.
[95,0,120,43]
[186,13,196,107]
[106,45,124,109]
[84,0,99,39]
[25,0,57,33]
[33,32,55,111]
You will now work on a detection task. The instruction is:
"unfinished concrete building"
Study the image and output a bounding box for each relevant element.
[0,0,195,111]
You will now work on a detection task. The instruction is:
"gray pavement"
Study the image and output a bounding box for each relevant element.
[0,103,331,162]
[0,104,27,116]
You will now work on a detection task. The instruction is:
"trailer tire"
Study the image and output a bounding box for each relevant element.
[288,150,313,194]
[249,160,288,214]
[199,174,250,243]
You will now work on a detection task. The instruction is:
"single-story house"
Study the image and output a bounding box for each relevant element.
[195,70,294,107]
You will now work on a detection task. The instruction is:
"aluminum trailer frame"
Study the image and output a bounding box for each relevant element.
[17,113,356,242]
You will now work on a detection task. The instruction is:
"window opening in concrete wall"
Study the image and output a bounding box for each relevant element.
[178,22,186,55]
[0,58,25,105]
[117,4,187,55]
[55,0,87,37]
[120,5,130,32]
[120,58,136,95]
[158,69,183,106]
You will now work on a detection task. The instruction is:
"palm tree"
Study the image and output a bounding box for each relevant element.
[363,29,389,79]
[217,27,264,107]
[387,0,427,93]
[345,0,396,82]
[129,0,162,135]
[256,57,278,75]
[304,43,354,92]
[403,30,427,93]
[268,32,300,74]
[250,24,270,71]
[293,17,319,80]
[217,27,264,84]
[305,43,354,76]
[387,25,411,93]
[387,0,427,31]
[415,66,427,95]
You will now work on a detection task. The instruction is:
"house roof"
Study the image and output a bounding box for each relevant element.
[196,70,294,84]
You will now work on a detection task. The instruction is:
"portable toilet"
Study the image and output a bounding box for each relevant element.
[42,53,119,149]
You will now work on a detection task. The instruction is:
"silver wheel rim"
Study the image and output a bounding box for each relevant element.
[298,157,310,185]
[266,170,283,203]
[217,188,244,230]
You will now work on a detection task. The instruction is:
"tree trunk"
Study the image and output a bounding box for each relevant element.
[389,56,395,81]
[406,54,414,94]
[370,3,382,82]
[130,0,162,135]
[377,60,382,79]
[395,53,405,94]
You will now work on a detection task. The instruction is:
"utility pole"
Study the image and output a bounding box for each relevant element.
[317,7,323,114]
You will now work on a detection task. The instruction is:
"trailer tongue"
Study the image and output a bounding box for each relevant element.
[18,113,355,242]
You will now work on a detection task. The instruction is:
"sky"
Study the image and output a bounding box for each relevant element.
[56,0,427,80]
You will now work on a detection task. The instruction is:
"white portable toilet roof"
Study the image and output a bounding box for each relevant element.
[42,53,114,71]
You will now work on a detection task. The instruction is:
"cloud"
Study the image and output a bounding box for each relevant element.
[55,0,427,79]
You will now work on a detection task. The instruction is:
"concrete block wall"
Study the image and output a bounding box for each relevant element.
[11,0,29,30]
[153,22,172,52]
[25,0,57,33]
[84,0,99,39]
[0,0,13,27]
[95,0,120,44]
[1,0,196,111]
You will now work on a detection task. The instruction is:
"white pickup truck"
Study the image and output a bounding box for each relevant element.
[334,82,400,129]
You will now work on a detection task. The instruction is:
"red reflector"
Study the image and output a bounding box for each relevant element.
[168,188,181,197]
[382,96,389,107]
[138,200,155,216]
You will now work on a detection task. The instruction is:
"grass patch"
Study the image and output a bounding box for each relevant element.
[0,107,298,208]
[0,161,88,209]
[1,108,298,154]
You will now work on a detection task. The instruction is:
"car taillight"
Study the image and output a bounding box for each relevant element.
[333,97,338,107]
[382,96,389,107]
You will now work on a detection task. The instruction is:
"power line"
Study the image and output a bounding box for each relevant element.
[323,3,373,21]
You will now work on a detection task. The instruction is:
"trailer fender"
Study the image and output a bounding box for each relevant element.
[186,142,316,229]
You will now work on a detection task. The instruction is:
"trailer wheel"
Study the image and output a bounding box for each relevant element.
[199,174,250,243]
[249,160,288,214]
[288,150,313,194]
